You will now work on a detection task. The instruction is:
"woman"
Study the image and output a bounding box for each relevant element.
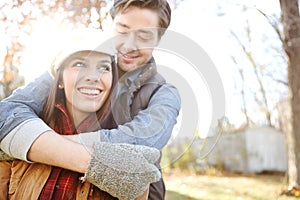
[38,31,119,199]
[1,30,155,200]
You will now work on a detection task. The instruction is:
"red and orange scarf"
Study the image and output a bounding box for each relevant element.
[39,102,98,200]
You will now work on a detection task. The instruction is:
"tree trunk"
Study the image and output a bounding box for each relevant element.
[279,0,300,188]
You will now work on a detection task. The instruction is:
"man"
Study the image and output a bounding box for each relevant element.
[0,0,180,199]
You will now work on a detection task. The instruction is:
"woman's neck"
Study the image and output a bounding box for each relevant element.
[66,104,88,128]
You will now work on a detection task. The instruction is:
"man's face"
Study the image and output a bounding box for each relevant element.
[112,6,160,73]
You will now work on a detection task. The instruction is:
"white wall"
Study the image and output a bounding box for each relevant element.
[195,126,287,173]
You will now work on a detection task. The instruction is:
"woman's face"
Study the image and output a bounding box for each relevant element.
[61,51,113,126]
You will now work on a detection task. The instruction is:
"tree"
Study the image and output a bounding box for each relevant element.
[230,28,273,127]
[224,3,287,129]
[231,56,252,126]
[279,0,300,194]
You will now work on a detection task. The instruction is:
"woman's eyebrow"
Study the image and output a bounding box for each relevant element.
[70,57,85,61]
[98,59,112,64]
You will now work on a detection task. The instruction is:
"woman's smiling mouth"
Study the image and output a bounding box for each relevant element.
[78,87,102,96]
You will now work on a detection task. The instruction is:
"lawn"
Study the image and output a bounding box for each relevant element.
[163,170,299,200]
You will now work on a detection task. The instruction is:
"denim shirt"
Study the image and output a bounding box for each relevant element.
[0,71,53,142]
[101,61,180,149]
[0,69,180,160]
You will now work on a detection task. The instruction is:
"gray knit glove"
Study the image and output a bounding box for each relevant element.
[78,131,100,148]
[0,150,13,161]
[85,142,161,200]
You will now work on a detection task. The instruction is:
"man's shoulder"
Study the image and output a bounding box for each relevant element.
[147,72,166,85]
[154,82,180,99]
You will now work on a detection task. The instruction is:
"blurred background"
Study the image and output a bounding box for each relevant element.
[1,0,299,199]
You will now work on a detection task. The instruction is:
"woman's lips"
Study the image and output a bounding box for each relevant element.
[78,87,102,96]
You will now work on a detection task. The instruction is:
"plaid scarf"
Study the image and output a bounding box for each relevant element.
[39,102,95,200]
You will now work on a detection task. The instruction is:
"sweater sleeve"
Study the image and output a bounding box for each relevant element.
[0,71,53,141]
[79,84,181,150]
[0,118,52,161]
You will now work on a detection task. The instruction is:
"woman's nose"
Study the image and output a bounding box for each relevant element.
[84,68,103,82]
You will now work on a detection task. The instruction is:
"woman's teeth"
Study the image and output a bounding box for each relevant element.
[79,88,100,95]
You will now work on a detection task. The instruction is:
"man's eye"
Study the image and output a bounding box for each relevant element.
[137,33,154,42]
[117,30,128,35]
[138,35,151,42]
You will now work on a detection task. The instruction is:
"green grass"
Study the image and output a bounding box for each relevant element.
[164,170,299,200]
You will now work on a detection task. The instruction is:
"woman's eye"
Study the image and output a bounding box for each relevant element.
[98,65,111,73]
[72,62,86,68]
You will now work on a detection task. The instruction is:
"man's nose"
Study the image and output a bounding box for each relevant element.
[122,32,138,51]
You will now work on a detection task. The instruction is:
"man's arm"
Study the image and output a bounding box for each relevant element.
[0,71,53,141]
[99,84,180,150]
[27,130,90,173]
[0,71,55,162]
[0,79,179,166]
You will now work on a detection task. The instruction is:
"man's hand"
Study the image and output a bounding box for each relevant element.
[85,142,161,200]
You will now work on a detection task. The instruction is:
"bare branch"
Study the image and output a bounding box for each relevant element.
[256,8,284,43]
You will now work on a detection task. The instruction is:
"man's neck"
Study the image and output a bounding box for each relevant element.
[118,68,126,78]
[117,57,155,79]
